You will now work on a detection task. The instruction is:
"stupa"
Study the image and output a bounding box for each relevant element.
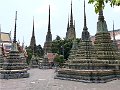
[0,11,29,79]
[55,0,120,83]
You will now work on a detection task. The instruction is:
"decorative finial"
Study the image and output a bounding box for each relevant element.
[83,0,88,31]
[48,5,51,32]
[70,0,73,27]
[32,16,35,37]
[84,0,86,27]
[13,11,17,43]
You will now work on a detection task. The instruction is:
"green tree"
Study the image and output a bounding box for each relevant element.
[88,0,120,13]
[52,38,81,60]
[52,39,72,60]
[25,44,43,65]
[54,55,64,66]
[55,35,61,40]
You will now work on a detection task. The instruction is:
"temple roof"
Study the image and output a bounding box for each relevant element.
[0,32,11,42]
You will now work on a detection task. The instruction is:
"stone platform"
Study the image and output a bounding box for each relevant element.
[55,69,120,83]
[0,69,29,79]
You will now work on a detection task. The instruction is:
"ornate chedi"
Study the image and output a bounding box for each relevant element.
[66,1,76,40]
[55,0,120,83]
[55,0,96,82]
[0,11,29,79]
[30,18,39,68]
[44,5,52,54]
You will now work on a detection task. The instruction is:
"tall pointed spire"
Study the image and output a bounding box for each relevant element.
[13,11,17,43]
[44,5,52,54]
[82,0,90,40]
[70,0,73,27]
[30,16,36,49]
[67,15,69,30]
[113,21,116,41]
[48,5,51,33]
[32,16,35,37]
[83,0,87,30]
[45,5,52,42]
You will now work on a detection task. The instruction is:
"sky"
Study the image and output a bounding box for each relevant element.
[0,0,120,47]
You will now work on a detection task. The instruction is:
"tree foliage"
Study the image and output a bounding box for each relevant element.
[52,36,81,60]
[88,0,120,13]
[54,55,64,63]
[52,39,73,60]
[25,44,44,64]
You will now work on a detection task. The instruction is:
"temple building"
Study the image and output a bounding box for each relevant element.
[66,1,76,40]
[43,5,52,54]
[0,26,12,56]
[30,17,36,50]
[55,0,120,83]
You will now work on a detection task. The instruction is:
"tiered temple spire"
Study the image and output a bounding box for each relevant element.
[55,1,120,83]
[82,0,90,40]
[46,5,52,42]
[66,0,76,40]
[44,5,52,54]
[30,17,36,50]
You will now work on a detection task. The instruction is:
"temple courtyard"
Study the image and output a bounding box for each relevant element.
[0,68,120,90]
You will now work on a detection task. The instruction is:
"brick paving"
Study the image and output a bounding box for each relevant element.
[0,68,120,90]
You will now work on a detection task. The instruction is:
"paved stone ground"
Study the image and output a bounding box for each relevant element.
[0,68,120,90]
